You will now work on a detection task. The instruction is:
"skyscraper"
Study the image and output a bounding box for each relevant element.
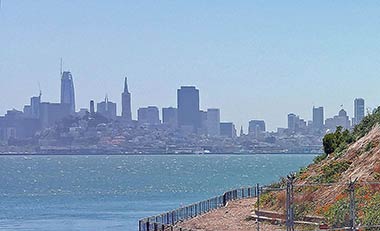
[138,106,160,125]
[90,100,95,115]
[220,122,237,138]
[162,107,178,127]
[354,98,365,126]
[206,108,220,137]
[248,120,266,137]
[39,102,71,128]
[288,113,307,133]
[177,86,200,132]
[30,93,41,119]
[60,71,76,114]
[312,106,324,132]
[288,113,297,132]
[121,77,132,121]
[97,96,117,120]
[199,110,208,134]
[325,109,351,131]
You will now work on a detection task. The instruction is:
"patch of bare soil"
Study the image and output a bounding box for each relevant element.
[175,198,284,231]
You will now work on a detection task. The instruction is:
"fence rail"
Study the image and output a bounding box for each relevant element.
[138,186,257,231]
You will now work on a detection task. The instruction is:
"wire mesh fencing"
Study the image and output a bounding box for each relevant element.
[138,186,257,231]
[255,176,380,231]
[139,178,380,231]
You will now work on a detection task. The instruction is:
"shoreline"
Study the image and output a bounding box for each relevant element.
[0,152,320,156]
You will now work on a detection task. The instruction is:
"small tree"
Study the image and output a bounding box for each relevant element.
[323,133,336,155]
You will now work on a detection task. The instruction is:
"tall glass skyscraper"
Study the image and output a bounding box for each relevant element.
[248,120,266,137]
[312,106,324,132]
[206,108,220,137]
[162,107,178,127]
[121,77,132,121]
[354,98,365,126]
[177,86,200,131]
[60,71,76,114]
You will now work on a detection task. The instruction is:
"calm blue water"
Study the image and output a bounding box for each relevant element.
[0,154,315,231]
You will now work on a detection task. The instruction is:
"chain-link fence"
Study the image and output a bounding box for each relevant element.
[139,177,380,231]
[138,186,257,231]
[256,176,380,231]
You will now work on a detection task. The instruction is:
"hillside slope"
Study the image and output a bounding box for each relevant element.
[261,109,380,227]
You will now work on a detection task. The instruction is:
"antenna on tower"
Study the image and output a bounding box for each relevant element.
[60,58,63,76]
[38,82,42,98]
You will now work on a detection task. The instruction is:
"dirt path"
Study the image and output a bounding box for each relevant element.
[175,198,284,231]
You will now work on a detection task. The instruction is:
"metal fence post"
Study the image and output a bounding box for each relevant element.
[348,178,358,231]
[286,174,295,231]
[257,183,260,231]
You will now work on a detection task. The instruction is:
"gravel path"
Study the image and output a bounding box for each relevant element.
[175,198,284,231]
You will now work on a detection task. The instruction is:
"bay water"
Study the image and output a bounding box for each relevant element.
[0,154,315,231]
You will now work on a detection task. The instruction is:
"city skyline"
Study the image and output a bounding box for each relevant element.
[2,1,380,130]
[2,2,380,231]
[0,70,368,133]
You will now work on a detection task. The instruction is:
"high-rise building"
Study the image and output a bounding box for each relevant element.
[138,106,160,125]
[60,71,76,114]
[121,77,132,121]
[0,110,40,140]
[90,100,95,115]
[97,96,117,120]
[198,110,208,135]
[39,102,71,128]
[220,122,236,138]
[206,108,220,136]
[353,98,365,126]
[22,93,41,119]
[312,106,324,132]
[325,109,351,131]
[288,113,307,133]
[177,86,200,132]
[248,120,266,137]
[162,107,177,127]
[31,94,41,119]
[23,105,32,117]
[287,113,299,132]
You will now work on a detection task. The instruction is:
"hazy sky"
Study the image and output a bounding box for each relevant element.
[1,1,380,131]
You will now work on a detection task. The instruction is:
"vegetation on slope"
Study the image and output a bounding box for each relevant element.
[259,107,380,228]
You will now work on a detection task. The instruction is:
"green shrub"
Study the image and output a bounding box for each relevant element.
[259,192,277,208]
[362,193,380,230]
[322,126,354,157]
[353,106,380,139]
[320,106,380,158]
[374,173,380,181]
[323,133,337,155]
[315,161,351,183]
[325,197,350,228]
[314,153,328,164]
[294,203,313,220]
[365,141,373,152]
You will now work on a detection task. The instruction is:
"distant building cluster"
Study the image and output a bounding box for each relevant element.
[284,99,365,137]
[0,70,368,154]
